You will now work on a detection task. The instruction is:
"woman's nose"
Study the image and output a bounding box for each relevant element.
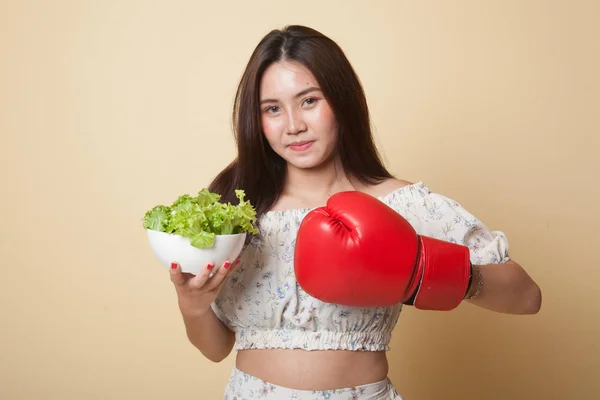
[285,110,307,135]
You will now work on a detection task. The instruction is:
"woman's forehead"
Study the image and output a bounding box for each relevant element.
[260,61,319,99]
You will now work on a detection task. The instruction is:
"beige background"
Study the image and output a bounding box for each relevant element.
[2,1,599,399]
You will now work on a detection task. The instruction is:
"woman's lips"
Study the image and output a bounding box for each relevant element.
[289,141,314,151]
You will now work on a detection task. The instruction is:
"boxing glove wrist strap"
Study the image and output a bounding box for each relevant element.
[404,262,483,305]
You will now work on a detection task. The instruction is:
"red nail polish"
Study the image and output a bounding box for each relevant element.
[223,261,232,269]
[171,262,177,269]
[207,263,214,270]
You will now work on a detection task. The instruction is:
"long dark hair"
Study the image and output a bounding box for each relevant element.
[208,25,394,220]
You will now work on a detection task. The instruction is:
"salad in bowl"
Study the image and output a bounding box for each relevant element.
[142,188,258,274]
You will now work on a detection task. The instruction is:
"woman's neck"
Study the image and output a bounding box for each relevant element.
[283,159,359,201]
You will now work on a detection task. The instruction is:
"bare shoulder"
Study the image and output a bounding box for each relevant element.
[366,178,414,198]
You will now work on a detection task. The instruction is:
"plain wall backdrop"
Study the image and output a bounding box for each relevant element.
[2,1,599,399]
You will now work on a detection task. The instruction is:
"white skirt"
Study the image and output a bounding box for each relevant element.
[222,364,403,400]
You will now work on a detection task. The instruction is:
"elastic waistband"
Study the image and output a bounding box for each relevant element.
[233,328,392,352]
[224,364,403,399]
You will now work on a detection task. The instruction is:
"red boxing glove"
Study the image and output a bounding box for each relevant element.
[294,191,472,310]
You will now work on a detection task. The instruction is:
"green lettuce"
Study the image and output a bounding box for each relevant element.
[143,188,258,248]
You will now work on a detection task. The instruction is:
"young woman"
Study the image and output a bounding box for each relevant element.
[168,25,542,399]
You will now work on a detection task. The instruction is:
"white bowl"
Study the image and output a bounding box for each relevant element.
[146,229,246,275]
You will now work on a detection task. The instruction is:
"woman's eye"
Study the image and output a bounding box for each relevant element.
[265,106,279,113]
[303,98,317,106]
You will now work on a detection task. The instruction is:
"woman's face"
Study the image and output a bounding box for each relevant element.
[259,60,338,170]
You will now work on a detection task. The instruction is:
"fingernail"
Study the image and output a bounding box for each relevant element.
[223,261,232,269]
[171,262,177,269]
[207,263,214,270]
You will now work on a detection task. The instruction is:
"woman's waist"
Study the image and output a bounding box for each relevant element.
[235,348,389,390]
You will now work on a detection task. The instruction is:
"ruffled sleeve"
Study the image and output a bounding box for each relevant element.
[385,182,511,265]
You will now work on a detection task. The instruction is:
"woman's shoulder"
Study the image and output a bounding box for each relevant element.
[368,178,485,231]
[367,178,459,215]
[365,178,419,198]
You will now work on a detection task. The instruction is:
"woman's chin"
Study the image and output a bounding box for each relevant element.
[286,157,334,171]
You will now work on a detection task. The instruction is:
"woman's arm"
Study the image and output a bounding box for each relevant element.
[465,260,542,314]
[181,307,236,362]
[169,261,238,363]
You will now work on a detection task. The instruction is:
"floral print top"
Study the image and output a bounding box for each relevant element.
[211,182,510,352]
